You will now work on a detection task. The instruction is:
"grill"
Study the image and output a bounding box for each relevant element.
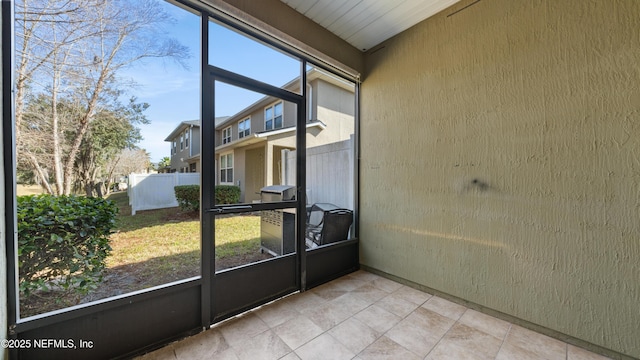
[260,185,296,256]
[259,185,296,202]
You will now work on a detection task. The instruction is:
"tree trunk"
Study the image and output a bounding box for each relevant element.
[27,154,54,195]
[84,182,94,197]
[62,57,110,195]
[51,68,65,195]
[103,181,112,197]
[95,182,103,198]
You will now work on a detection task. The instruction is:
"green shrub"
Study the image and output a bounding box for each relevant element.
[174,185,241,210]
[216,185,240,205]
[174,185,200,211]
[17,194,118,295]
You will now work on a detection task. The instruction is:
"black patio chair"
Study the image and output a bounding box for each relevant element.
[306,208,353,247]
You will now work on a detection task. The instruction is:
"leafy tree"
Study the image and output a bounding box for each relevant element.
[75,97,149,196]
[158,156,171,170]
[103,148,151,195]
[15,0,189,195]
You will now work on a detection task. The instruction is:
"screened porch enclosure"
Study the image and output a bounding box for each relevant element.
[4,0,359,358]
[3,0,637,359]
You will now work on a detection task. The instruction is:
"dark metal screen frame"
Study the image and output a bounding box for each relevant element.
[203,55,307,323]
[3,3,19,360]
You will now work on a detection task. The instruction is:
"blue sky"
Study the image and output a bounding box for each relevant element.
[121,1,301,163]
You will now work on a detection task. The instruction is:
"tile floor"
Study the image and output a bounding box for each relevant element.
[137,270,611,360]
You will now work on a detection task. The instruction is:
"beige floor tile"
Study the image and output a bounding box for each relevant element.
[391,285,432,305]
[425,323,502,360]
[328,274,370,291]
[280,291,327,313]
[310,281,349,301]
[567,344,612,360]
[217,313,270,347]
[295,333,355,360]
[273,314,324,350]
[354,304,402,334]
[458,309,510,340]
[311,288,348,301]
[422,296,467,321]
[371,277,403,293]
[385,307,455,357]
[375,293,421,318]
[231,330,291,360]
[328,317,381,354]
[172,329,229,359]
[346,270,380,283]
[330,292,371,315]
[358,336,421,360]
[280,352,302,360]
[495,340,543,360]
[255,299,302,328]
[199,348,239,360]
[302,301,352,331]
[136,272,605,360]
[501,325,566,360]
[351,283,389,304]
[137,344,177,360]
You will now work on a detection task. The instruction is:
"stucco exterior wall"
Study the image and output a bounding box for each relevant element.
[170,137,190,172]
[360,0,640,358]
[315,80,355,143]
[191,127,201,158]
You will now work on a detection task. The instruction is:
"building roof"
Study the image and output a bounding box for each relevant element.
[164,117,229,141]
[215,67,354,130]
[165,68,354,141]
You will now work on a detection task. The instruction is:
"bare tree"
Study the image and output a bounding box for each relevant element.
[102,148,150,195]
[15,0,188,195]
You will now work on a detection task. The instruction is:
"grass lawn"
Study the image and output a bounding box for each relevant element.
[21,191,268,317]
[16,184,45,196]
[105,191,201,284]
[105,191,266,284]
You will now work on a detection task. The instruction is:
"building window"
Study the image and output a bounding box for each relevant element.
[220,153,233,184]
[222,126,232,144]
[185,130,189,148]
[265,102,283,131]
[172,141,176,155]
[238,117,250,138]
[180,133,184,150]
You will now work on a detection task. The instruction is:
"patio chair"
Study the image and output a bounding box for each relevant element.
[306,208,353,247]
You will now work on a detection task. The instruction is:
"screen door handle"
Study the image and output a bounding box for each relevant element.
[207,205,253,213]
[220,205,253,211]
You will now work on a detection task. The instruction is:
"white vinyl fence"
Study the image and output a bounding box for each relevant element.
[128,173,200,215]
[283,136,354,209]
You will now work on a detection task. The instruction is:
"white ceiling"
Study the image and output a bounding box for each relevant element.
[280,0,461,51]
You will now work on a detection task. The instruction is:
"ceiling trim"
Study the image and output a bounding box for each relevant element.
[281,0,461,51]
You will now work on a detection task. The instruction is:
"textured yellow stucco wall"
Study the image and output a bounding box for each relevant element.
[360,0,640,357]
